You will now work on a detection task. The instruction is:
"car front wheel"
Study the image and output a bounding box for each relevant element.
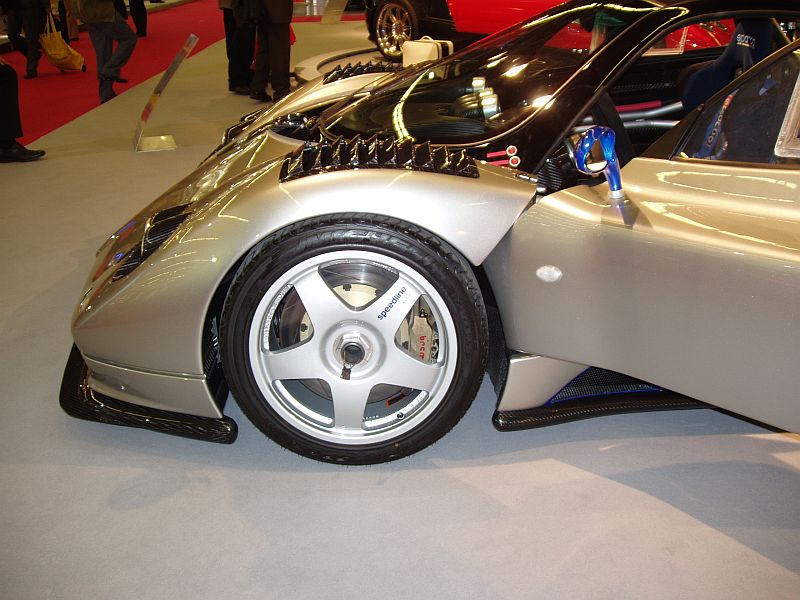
[220,216,488,464]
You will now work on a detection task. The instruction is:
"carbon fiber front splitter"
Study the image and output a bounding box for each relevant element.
[59,344,237,444]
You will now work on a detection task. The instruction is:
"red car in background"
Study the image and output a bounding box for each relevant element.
[447,0,556,33]
[366,0,732,60]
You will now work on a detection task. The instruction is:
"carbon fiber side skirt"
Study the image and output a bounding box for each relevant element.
[493,393,706,432]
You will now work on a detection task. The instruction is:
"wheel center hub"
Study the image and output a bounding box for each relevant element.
[333,331,374,369]
[342,343,365,366]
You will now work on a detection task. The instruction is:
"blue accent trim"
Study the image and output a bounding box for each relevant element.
[544,367,591,405]
[543,366,663,406]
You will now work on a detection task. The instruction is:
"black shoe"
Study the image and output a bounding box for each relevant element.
[0,141,46,163]
[100,91,118,104]
[136,32,147,37]
[23,71,37,79]
[149,0,164,3]
[100,74,127,83]
[229,84,251,95]
[250,91,272,102]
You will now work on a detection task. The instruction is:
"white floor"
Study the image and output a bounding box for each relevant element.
[1,19,799,600]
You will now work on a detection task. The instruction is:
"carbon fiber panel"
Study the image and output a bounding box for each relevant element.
[547,367,662,404]
[59,345,237,444]
[280,136,479,181]
[493,394,705,431]
[323,61,401,84]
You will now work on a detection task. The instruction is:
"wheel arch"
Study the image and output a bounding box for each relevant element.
[210,213,492,462]
[201,213,510,400]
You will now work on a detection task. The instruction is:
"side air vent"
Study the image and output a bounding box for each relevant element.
[111,203,192,282]
[112,245,143,281]
[280,135,479,182]
[322,61,402,84]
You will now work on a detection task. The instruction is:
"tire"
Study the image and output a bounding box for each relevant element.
[374,0,421,62]
[220,215,488,464]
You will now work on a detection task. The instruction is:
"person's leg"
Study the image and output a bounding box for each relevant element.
[6,11,31,64]
[249,20,271,101]
[88,24,116,102]
[58,1,71,45]
[267,21,291,98]
[64,0,80,39]
[128,0,147,36]
[20,4,42,77]
[0,64,23,142]
[100,21,137,79]
[0,63,45,162]
[224,7,254,91]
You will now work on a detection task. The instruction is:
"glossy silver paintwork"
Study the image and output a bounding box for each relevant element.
[497,354,587,412]
[220,71,392,152]
[71,161,533,416]
[485,157,800,432]
[85,356,223,418]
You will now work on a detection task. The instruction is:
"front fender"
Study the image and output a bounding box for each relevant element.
[71,159,534,377]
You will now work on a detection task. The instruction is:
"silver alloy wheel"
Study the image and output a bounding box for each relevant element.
[247,250,458,445]
[376,2,414,61]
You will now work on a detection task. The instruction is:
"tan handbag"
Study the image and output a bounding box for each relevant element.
[39,12,86,72]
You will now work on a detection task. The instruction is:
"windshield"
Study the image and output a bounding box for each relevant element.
[323,2,657,144]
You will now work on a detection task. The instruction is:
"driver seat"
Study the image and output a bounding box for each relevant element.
[681,20,775,112]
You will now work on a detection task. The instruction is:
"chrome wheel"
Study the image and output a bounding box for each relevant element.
[375,1,417,61]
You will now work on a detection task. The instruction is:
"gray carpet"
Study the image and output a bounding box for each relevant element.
[1,18,799,600]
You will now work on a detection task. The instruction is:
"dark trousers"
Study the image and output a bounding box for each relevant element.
[86,19,138,102]
[128,0,147,36]
[0,64,24,142]
[58,1,70,44]
[6,5,43,76]
[222,7,255,88]
[250,20,291,95]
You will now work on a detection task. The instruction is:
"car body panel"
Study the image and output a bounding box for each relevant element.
[72,160,534,380]
[496,354,588,411]
[485,156,800,432]
[85,356,223,418]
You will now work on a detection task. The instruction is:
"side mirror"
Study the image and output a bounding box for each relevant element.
[574,126,625,202]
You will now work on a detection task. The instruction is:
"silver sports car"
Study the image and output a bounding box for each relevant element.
[61,5,800,463]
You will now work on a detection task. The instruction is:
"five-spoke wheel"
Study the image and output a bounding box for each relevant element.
[221,217,487,463]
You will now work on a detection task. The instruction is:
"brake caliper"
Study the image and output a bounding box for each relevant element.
[398,299,439,363]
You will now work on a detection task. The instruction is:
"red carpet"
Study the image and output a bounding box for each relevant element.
[3,0,225,145]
